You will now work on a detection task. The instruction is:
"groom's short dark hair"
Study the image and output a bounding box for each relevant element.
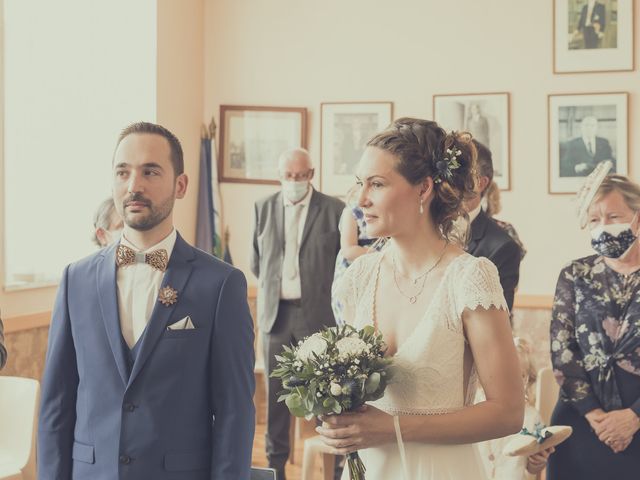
[115,121,184,176]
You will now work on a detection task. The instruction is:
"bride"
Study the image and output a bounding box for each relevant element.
[318,118,524,479]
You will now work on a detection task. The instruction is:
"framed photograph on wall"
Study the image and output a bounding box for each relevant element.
[548,92,628,194]
[218,105,307,185]
[433,92,511,190]
[554,0,634,73]
[320,102,393,196]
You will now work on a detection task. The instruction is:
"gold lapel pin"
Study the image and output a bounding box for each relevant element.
[158,285,178,306]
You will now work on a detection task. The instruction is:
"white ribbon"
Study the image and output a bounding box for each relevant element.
[393,415,410,480]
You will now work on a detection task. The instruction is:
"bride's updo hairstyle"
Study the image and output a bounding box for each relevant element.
[366,117,477,240]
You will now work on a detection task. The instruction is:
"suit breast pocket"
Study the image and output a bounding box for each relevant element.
[162,329,201,339]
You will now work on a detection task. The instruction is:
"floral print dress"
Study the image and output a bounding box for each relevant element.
[547,254,640,479]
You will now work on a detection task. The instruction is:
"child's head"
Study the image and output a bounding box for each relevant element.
[514,337,537,404]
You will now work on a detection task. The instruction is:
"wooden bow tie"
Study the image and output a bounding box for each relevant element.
[116,244,168,272]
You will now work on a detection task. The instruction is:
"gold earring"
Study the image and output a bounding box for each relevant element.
[419,201,424,215]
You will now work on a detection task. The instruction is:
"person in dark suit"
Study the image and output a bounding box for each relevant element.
[251,148,344,480]
[38,122,255,480]
[560,116,615,178]
[574,0,606,49]
[464,140,522,312]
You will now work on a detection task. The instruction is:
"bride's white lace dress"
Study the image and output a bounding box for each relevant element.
[335,251,507,480]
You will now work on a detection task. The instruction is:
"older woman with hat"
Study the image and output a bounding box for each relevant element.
[547,162,640,479]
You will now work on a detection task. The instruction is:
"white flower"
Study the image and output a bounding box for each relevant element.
[560,350,574,364]
[556,329,571,342]
[335,337,368,357]
[588,332,600,346]
[551,340,562,352]
[592,262,605,274]
[330,382,343,396]
[296,333,327,361]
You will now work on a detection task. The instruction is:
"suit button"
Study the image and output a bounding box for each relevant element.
[123,403,135,412]
[119,454,131,465]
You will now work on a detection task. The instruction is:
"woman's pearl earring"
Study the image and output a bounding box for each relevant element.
[419,201,424,215]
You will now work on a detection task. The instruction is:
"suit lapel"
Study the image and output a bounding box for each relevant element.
[273,192,285,253]
[96,243,129,386]
[300,190,320,249]
[127,234,195,388]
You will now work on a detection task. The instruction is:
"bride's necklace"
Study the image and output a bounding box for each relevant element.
[391,243,448,304]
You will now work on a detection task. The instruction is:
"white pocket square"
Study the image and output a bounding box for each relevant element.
[167,316,195,330]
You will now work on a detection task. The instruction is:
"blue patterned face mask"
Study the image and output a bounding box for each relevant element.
[590,215,638,258]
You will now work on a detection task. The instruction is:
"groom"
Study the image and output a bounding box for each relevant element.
[38,122,255,479]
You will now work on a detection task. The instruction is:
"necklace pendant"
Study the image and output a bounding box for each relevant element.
[409,296,417,304]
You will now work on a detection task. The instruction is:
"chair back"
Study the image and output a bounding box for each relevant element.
[0,376,40,480]
[251,466,277,480]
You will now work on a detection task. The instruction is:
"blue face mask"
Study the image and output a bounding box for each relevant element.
[590,216,638,259]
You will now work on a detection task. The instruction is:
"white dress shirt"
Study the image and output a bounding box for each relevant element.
[117,228,177,348]
[280,187,313,299]
[468,203,482,223]
[585,0,595,27]
[582,136,595,156]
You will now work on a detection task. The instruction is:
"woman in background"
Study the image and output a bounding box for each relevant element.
[547,172,640,479]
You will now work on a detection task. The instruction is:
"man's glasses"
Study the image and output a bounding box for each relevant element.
[282,170,313,181]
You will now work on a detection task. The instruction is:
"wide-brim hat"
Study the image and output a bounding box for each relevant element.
[575,160,613,229]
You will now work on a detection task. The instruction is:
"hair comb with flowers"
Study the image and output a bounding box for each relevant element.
[433,145,462,184]
[574,160,612,229]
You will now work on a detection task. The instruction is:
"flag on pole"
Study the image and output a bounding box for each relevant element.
[195,118,232,263]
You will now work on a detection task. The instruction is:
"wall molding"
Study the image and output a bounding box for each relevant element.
[514,294,553,310]
[4,311,51,333]
[3,290,551,334]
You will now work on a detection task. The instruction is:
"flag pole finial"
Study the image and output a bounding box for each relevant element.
[208,117,217,139]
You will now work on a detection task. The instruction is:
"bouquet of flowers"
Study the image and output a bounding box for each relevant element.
[271,324,393,480]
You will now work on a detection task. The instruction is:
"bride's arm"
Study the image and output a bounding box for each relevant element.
[399,306,524,443]
[318,306,524,451]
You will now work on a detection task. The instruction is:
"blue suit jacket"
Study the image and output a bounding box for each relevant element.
[37,233,255,480]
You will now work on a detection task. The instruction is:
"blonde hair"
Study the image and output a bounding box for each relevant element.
[595,174,640,213]
[483,180,501,217]
[514,337,537,405]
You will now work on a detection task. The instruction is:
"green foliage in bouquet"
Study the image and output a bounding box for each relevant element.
[270,324,393,420]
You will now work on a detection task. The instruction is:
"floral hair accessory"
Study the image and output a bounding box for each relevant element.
[575,160,612,229]
[434,146,462,184]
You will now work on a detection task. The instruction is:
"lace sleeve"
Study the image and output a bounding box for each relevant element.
[332,253,379,326]
[455,256,509,318]
[332,256,361,326]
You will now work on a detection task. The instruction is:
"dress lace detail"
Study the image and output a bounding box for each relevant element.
[334,252,508,415]
[335,252,507,480]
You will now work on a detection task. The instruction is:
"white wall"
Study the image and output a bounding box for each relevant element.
[0,0,204,318]
[204,0,639,295]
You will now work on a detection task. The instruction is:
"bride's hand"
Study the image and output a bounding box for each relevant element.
[316,405,395,454]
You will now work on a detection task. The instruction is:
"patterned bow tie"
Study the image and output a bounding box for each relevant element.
[116,244,168,272]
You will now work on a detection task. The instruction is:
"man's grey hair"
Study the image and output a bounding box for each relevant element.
[278,148,313,171]
[93,197,117,246]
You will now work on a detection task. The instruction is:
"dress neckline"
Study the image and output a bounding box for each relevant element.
[371,250,469,358]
